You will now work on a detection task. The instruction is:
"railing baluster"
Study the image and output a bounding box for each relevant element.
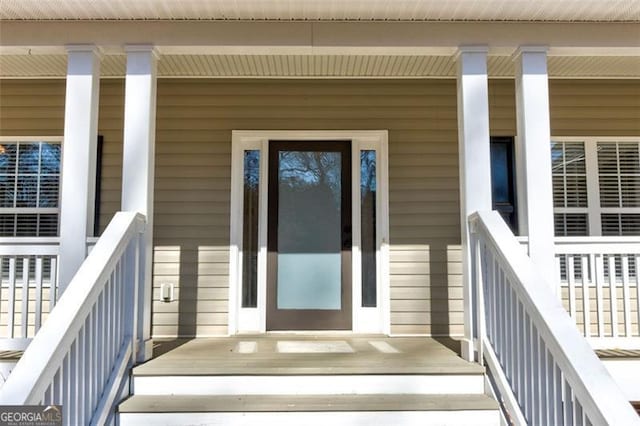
[509,287,516,385]
[499,274,505,367]
[636,254,640,337]
[50,256,58,307]
[525,314,532,422]
[568,255,576,321]
[91,305,98,416]
[556,365,564,425]
[531,329,539,426]
[7,258,16,338]
[34,257,43,332]
[621,255,631,337]
[20,257,29,338]
[116,259,123,347]
[576,400,584,426]
[595,254,605,337]
[62,354,69,423]
[106,277,112,371]
[518,301,525,406]
[608,255,618,337]
[555,254,562,298]
[581,256,591,337]
[78,326,85,424]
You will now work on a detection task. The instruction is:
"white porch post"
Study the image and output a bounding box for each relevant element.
[456,46,492,362]
[58,45,100,293]
[122,45,158,361]
[514,46,556,288]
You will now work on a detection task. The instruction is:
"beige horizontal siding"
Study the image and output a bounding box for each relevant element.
[1,78,638,339]
[146,79,465,337]
[560,286,640,338]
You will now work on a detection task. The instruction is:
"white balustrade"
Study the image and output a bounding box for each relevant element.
[520,236,640,349]
[555,237,640,349]
[470,211,639,426]
[0,238,59,351]
[0,212,145,426]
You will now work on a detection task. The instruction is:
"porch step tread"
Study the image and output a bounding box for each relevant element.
[119,394,499,413]
[133,363,484,376]
[135,336,483,376]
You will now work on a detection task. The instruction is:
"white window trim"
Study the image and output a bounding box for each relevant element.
[0,136,63,237]
[229,130,390,335]
[551,136,640,236]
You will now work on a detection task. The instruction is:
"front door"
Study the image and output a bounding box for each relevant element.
[266,141,352,330]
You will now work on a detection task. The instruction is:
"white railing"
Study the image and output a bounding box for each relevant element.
[470,211,640,426]
[555,237,640,349]
[0,212,145,426]
[0,238,59,351]
[519,236,640,349]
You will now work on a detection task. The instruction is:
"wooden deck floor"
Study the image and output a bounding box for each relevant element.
[134,335,483,376]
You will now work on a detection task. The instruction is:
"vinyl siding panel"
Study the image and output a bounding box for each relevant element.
[148,79,464,337]
[1,78,638,339]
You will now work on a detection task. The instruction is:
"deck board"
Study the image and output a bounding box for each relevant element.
[119,394,499,413]
[134,336,483,376]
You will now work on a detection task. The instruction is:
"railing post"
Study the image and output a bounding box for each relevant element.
[135,230,144,362]
[473,227,486,366]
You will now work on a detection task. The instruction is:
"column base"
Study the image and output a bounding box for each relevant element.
[460,339,475,362]
[136,338,154,362]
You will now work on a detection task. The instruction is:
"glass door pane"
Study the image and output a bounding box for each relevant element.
[267,140,352,331]
[277,150,342,309]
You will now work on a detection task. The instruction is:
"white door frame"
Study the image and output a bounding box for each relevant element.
[229,130,390,334]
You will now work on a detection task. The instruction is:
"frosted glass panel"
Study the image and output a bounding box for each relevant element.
[277,151,342,310]
[277,254,341,309]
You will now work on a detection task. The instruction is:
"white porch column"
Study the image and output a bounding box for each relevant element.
[58,45,100,292]
[514,46,556,288]
[122,45,158,361]
[456,46,492,362]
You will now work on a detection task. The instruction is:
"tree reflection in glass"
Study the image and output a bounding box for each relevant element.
[277,151,342,310]
[360,151,377,307]
[242,150,260,308]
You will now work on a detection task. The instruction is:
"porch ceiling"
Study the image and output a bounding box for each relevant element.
[1,0,638,22]
[1,54,639,78]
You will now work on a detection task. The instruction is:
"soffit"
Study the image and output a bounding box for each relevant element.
[0,0,638,22]
[1,54,639,78]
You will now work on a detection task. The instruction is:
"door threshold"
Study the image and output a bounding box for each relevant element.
[234,331,389,337]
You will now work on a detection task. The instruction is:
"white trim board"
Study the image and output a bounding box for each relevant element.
[229,130,390,335]
[119,411,501,426]
[132,374,484,396]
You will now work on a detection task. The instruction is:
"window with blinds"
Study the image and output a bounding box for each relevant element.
[0,140,61,237]
[597,141,640,236]
[551,138,640,237]
[551,141,588,236]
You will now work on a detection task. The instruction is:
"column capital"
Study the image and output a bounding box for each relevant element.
[65,44,103,57]
[454,45,489,61]
[124,44,160,59]
[512,45,549,61]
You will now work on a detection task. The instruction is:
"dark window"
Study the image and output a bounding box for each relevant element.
[490,137,518,233]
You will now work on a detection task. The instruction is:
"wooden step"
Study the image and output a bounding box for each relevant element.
[132,372,486,396]
[118,394,501,426]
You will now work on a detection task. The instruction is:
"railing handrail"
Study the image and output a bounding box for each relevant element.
[0,211,145,404]
[517,235,640,254]
[0,239,59,256]
[470,210,640,426]
[0,237,60,245]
